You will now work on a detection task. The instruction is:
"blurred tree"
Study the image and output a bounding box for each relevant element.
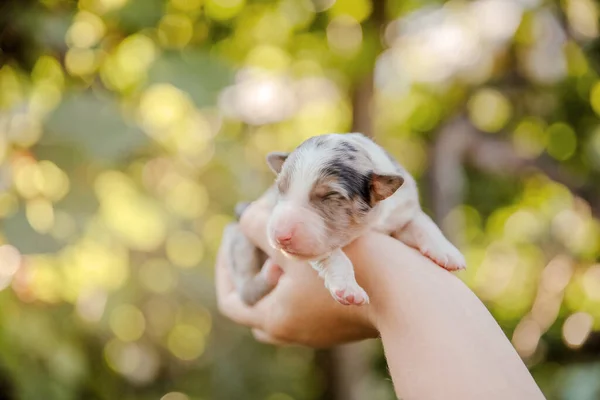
[0,0,600,399]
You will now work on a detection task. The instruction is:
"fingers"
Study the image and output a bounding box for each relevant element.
[215,224,236,298]
[216,231,283,330]
[239,197,277,258]
[219,291,263,329]
[216,256,262,328]
[260,260,284,286]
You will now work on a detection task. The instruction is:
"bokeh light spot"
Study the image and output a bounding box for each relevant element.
[178,304,212,336]
[546,123,577,161]
[562,312,593,349]
[512,318,541,358]
[165,180,209,219]
[541,256,574,294]
[62,238,130,293]
[512,118,546,158]
[100,34,156,91]
[95,0,128,13]
[139,259,176,294]
[202,214,234,252]
[118,34,156,71]
[0,245,21,279]
[8,113,43,147]
[166,231,204,268]
[29,81,62,118]
[326,15,363,55]
[582,265,600,301]
[66,11,106,49]
[167,324,205,360]
[110,304,146,342]
[65,49,99,77]
[565,0,599,39]
[26,198,55,234]
[329,0,372,23]
[14,160,41,199]
[76,289,107,323]
[144,297,178,337]
[205,0,245,21]
[504,209,543,243]
[31,56,64,88]
[245,45,291,71]
[467,88,512,133]
[295,100,350,136]
[158,14,193,48]
[171,0,201,12]
[95,171,167,251]
[37,161,70,202]
[104,340,159,383]
[161,392,189,400]
[27,256,62,303]
[139,84,191,132]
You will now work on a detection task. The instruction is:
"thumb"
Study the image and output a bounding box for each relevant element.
[261,259,284,286]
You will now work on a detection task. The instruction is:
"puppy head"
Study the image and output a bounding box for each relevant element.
[266,134,403,260]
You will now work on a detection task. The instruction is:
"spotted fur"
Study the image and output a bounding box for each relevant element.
[225,133,466,307]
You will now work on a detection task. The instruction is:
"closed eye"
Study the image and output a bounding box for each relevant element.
[322,191,342,201]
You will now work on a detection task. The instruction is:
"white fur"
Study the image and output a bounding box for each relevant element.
[267,133,466,306]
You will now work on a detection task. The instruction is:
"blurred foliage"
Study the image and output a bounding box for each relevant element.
[0,0,600,399]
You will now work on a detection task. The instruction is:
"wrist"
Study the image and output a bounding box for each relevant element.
[343,233,395,334]
[344,231,437,334]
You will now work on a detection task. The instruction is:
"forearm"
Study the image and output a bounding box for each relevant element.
[345,234,545,400]
[240,201,544,398]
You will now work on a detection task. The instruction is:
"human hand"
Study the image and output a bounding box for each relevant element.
[215,195,378,348]
[216,194,547,399]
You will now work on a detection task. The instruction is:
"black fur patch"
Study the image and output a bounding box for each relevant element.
[335,141,359,153]
[322,160,372,206]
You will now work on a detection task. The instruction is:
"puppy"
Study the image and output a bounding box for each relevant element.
[224,133,465,306]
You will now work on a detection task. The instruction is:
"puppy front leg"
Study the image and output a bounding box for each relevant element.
[310,249,369,306]
[394,211,466,271]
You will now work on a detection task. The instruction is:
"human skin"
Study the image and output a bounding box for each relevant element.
[215,196,546,400]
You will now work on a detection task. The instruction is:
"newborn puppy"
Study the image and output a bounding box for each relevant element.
[224,133,465,306]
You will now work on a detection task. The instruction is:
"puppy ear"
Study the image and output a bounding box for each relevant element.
[371,172,404,202]
[266,152,289,174]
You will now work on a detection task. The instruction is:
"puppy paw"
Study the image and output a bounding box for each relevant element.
[328,281,370,306]
[420,243,466,271]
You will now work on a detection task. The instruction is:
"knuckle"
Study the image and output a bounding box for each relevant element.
[252,330,276,345]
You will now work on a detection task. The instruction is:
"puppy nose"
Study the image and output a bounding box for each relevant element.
[275,231,294,245]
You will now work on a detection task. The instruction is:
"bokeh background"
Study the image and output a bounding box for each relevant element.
[1,0,600,399]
